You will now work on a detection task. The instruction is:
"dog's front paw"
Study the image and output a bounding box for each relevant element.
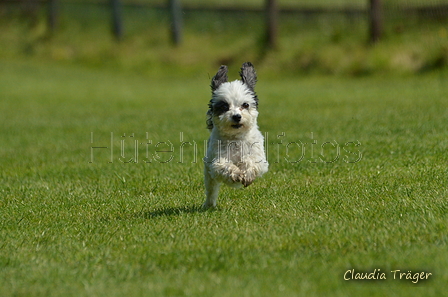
[229,167,244,183]
[241,176,254,187]
[240,167,258,187]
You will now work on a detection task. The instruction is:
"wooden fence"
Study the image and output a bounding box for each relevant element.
[2,0,448,47]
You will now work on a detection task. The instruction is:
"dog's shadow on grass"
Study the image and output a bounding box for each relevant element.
[136,204,214,219]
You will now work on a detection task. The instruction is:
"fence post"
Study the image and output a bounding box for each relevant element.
[47,0,58,34]
[169,0,183,46]
[111,0,123,41]
[265,0,278,49]
[369,0,382,43]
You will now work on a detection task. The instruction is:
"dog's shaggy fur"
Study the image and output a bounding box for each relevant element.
[203,62,269,208]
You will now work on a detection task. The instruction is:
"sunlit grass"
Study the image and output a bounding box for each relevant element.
[0,59,447,296]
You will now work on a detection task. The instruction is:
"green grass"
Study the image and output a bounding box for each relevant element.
[1,59,447,296]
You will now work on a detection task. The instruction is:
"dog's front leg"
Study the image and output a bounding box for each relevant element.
[203,167,221,208]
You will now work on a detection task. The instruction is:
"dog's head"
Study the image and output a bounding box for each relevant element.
[207,62,259,136]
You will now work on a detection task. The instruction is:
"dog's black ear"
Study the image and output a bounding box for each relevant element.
[239,62,257,92]
[240,62,259,108]
[206,108,213,130]
[211,65,228,92]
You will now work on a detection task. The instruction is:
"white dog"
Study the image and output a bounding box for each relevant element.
[203,62,269,208]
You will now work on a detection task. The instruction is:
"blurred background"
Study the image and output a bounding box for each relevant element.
[0,0,447,77]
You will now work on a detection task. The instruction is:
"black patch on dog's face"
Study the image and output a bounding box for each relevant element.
[212,101,229,116]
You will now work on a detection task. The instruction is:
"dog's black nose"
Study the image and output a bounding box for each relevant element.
[232,114,242,122]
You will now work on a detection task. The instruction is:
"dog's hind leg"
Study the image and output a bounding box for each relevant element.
[203,168,221,208]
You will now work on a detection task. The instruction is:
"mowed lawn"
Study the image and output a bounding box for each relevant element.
[0,60,447,296]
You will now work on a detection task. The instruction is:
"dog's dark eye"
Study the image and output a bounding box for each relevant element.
[242,103,249,109]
